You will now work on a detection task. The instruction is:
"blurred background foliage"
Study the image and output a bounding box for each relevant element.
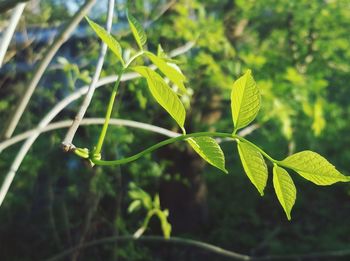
[1,0,350,260]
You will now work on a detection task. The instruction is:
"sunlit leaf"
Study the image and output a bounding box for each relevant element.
[85,16,124,65]
[273,165,296,220]
[146,52,187,93]
[132,66,186,130]
[237,141,268,195]
[280,151,349,185]
[127,11,147,49]
[231,69,260,132]
[187,137,227,173]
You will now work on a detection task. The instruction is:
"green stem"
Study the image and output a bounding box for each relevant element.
[236,136,277,163]
[94,51,145,155]
[92,131,278,166]
[124,50,144,68]
[92,132,233,165]
[94,69,124,155]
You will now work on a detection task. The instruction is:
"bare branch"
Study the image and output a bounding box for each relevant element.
[1,0,96,140]
[0,42,193,207]
[0,3,26,68]
[0,118,179,153]
[45,235,251,261]
[45,234,350,261]
[62,0,115,152]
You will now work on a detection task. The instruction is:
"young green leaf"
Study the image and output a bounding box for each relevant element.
[85,16,124,65]
[156,209,172,239]
[128,182,153,209]
[187,137,227,173]
[132,66,186,130]
[128,200,142,213]
[146,52,187,93]
[280,151,349,185]
[237,141,268,195]
[127,11,147,50]
[231,69,260,133]
[273,165,296,220]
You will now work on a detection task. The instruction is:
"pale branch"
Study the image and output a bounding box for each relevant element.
[0,0,29,13]
[45,235,350,261]
[45,235,251,261]
[0,42,193,207]
[1,0,96,140]
[62,0,115,151]
[144,0,177,28]
[0,3,26,68]
[0,118,180,153]
[0,118,256,153]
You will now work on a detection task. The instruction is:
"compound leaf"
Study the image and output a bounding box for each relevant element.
[187,137,227,173]
[231,70,260,132]
[127,11,147,49]
[132,66,186,130]
[280,151,349,185]
[237,141,268,195]
[85,16,124,65]
[273,165,296,220]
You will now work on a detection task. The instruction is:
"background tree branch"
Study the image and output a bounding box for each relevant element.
[62,0,114,151]
[1,0,96,140]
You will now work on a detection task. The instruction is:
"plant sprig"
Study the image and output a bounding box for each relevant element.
[76,11,350,225]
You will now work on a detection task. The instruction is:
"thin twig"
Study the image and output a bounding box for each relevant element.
[1,0,96,140]
[0,118,180,153]
[0,3,26,68]
[144,0,177,27]
[45,234,350,261]
[62,0,115,152]
[0,42,193,207]
[45,235,251,261]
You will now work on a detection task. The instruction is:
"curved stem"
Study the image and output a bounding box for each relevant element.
[94,69,124,154]
[45,235,251,261]
[236,136,277,163]
[92,132,233,165]
[124,50,144,69]
[0,42,193,208]
[91,131,278,167]
[94,51,145,155]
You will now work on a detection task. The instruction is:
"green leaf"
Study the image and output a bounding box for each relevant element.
[153,194,160,209]
[231,69,260,132]
[156,209,172,239]
[187,137,227,173]
[128,183,153,209]
[127,11,147,50]
[237,141,268,195]
[85,16,124,65]
[280,151,349,185]
[146,52,187,93]
[132,66,186,130]
[273,165,296,220]
[128,200,141,213]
